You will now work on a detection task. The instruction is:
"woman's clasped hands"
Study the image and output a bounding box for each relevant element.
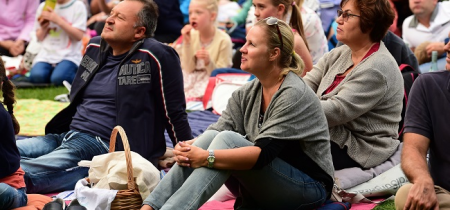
[173,140,208,169]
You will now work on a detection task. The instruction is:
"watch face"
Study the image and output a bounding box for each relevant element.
[207,156,215,162]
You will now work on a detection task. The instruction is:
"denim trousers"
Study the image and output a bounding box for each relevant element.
[143,130,326,210]
[17,130,109,193]
[29,60,77,85]
[0,185,27,209]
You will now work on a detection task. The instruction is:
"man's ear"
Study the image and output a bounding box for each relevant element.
[134,26,146,40]
[269,47,280,62]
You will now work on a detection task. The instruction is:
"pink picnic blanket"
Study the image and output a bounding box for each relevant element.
[199,199,381,210]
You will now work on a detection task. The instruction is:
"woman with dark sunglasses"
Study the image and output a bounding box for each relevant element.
[303,0,403,172]
[141,17,334,210]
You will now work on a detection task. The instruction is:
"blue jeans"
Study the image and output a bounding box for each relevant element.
[29,60,77,85]
[17,131,109,193]
[144,130,326,210]
[419,57,447,73]
[0,185,27,209]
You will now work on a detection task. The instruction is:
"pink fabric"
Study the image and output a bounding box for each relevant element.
[12,194,53,210]
[0,0,39,42]
[351,202,378,210]
[199,200,235,210]
[199,199,384,210]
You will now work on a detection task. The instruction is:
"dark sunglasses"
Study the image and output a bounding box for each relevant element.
[265,17,283,51]
[337,9,360,22]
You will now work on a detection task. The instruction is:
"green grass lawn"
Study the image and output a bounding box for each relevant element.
[373,199,395,210]
[15,86,68,100]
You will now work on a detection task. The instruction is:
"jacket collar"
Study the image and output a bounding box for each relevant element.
[409,3,439,28]
[98,38,146,57]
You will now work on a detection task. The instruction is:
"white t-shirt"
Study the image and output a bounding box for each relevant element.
[402,1,450,49]
[301,6,328,64]
[33,0,87,66]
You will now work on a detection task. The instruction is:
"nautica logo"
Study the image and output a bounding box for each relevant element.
[132,59,142,64]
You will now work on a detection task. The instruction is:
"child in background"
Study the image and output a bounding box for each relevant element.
[0,58,26,209]
[29,0,87,85]
[252,0,313,73]
[295,0,328,65]
[181,0,233,102]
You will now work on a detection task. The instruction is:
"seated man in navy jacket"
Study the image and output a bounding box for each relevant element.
[17,0,192,194]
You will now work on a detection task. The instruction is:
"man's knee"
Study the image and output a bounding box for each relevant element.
[435,185,450,210]
[395,183,413,210]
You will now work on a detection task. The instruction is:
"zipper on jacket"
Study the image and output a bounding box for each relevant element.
[114,39,145,126]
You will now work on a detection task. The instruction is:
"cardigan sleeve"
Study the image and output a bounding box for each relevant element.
[303,52,328,92]
[320,67,388,127]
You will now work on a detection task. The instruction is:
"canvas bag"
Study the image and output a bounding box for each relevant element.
[331,164,409,204]
[87,150,160,200]
[75,126,160,210]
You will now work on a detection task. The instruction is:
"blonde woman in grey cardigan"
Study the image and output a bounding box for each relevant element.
[303,0,403,170]
[141,17,334,210]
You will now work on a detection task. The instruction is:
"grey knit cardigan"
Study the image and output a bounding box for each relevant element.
[208,71,335,179]
[303,42,403,168]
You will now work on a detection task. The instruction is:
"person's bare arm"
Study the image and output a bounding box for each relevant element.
[36,19,50,41]
[425,42,446,57]
[9,39,26,56]
[293,33,313,75]
[173,142,261,170]
[401,133,439,210]
[92,0,118,15]
[90,0,101,15]
[40,7,84,41]
[0,40,14,50]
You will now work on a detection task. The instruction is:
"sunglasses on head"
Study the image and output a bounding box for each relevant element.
[337,9,360,22]
[265,17,284,51]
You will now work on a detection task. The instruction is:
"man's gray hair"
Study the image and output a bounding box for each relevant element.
[131,0,159,38]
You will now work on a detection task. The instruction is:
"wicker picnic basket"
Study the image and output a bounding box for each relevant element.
[103,126,143,210]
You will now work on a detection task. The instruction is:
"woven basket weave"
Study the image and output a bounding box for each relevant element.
[105,126,143,210]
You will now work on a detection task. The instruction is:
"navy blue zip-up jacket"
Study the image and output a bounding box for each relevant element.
[45,36,192,163]
[0,105,20,178]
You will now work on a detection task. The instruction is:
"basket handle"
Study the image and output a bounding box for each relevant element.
[109,126,136,191]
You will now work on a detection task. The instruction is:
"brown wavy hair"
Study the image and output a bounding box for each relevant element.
[0,58,20,134]
[340,0,395,42]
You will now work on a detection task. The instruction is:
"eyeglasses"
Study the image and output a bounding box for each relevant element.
[265,17,283,51]
[337,9,360,22]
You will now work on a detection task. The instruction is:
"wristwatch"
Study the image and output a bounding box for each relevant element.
[207,150,215,168]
